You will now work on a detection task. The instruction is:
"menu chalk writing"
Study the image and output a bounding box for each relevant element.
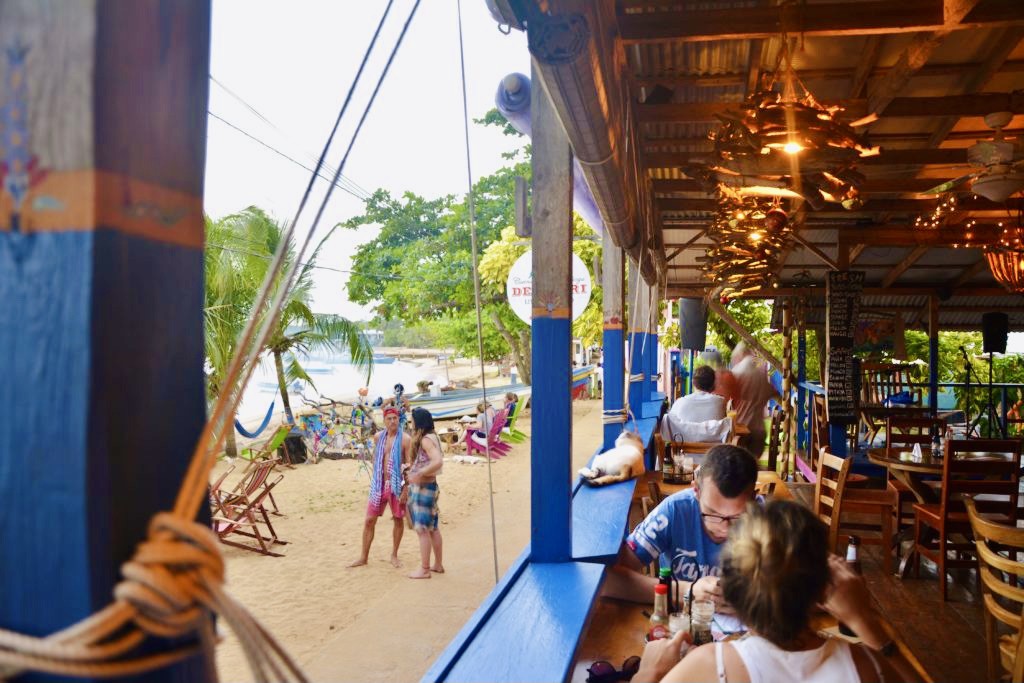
[825,271,865,424]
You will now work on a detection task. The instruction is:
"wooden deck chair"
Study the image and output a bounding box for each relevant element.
[216,457,282,516]
[503,395,529,443]
[966,497,1024,682]
[213,474,288,557]
[238,423,291,463]
[466,407,511,458]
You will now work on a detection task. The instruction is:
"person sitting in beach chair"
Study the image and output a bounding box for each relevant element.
[348,406,412,569]
[463,401,497,449]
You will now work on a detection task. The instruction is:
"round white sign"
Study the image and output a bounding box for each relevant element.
[506,250,593,324]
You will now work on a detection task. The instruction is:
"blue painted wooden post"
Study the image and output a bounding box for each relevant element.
[929,296,939,417]
[602,242,625,450]
[688,349,695,395]
[0,4,211,680]
[797,324,807,451]
[646,289,659,400]
[529,63,572,563]
[627,265,646,418]
[669,349,681,401]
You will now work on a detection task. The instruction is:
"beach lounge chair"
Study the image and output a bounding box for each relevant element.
[467,408,511,458]
[214,457,283,516]
[503,395,529,443]
[213,474,288,557]
[238,423,291,463]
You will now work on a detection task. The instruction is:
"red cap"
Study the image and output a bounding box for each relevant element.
[383,406,399,419]
[655,584,668,594]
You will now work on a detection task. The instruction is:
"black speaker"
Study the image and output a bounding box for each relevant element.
[281,434,307,464]
[982,311,1009,354]
[679,298,708,350]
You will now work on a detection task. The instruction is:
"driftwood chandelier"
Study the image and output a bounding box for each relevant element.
[985,216,1024,293]
[700,199,792,299]
[694,39,877,296]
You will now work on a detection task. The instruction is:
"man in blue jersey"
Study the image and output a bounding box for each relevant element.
[603,444,759,609]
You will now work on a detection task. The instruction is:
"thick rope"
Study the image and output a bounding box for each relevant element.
[0,2,426,680]
[456,0,500,585]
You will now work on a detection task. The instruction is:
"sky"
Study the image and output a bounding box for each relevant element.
[204,0,530,320]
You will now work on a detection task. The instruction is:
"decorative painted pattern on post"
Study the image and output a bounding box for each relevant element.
[0,4,210,680]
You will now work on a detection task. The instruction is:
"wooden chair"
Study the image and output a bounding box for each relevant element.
[639,495,660,576]
[913,439,1022,601]
[466,407,511,458]
[238,423,291,462]
[966,497,1024,682]
[814,448,853,551]
[886,416,945,530]
[503,395,529,443]
[215,456,282,516]
[212,474,288,557]
[819,446,898,574]
[860,362,923,444]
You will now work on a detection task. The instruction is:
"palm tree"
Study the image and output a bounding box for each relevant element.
[204,215,259,458]
[223,207,374,424]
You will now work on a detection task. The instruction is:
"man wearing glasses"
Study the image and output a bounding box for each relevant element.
[604,444,759,608]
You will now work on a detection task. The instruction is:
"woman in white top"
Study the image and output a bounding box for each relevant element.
[636,501,918,683]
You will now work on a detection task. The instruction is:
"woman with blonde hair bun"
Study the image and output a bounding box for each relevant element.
[636,500,918,683]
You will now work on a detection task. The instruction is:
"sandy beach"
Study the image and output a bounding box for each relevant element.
[214,396,603,682]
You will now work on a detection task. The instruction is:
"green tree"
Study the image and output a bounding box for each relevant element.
[221,207,374,424]
[204,215,261,458]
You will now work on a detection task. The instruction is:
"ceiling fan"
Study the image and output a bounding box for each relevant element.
[923,111,1024,202]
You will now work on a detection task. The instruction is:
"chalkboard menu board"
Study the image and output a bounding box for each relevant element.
[826,271,865,423]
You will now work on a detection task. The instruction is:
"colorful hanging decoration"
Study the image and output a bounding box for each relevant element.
[985,219,1024,293]
[698,199,792,299]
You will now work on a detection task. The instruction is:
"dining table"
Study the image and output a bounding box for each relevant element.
[867,445,1015,577]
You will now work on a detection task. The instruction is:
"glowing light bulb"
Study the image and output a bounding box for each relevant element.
[783,142,803,154]
[749,231,763,243]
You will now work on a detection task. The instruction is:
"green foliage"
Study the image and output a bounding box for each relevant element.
[205,207,373,424]
[474,107,523,138]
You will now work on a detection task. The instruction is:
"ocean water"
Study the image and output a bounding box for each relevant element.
[235,353,453,423]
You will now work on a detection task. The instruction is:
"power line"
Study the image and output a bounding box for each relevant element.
[209,75,373,199]
[208,111,370,201]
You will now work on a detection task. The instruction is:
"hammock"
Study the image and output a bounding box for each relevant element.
[234,400,276,438]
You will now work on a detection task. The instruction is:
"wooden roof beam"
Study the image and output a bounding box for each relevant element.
[652,177,968,194]
[638,92,1024,123]
[866,0,983,115]
[837,224,1002,245]
[631,60,1024,88]
[949,259,991,287]
[658,197,1023,213]
[646,148,971,169]
[881,246,929,287]
[792,233,839,270]
[666,284,1012,298]
[617,0,1022,43]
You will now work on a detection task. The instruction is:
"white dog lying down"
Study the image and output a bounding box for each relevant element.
[578,431,646,486]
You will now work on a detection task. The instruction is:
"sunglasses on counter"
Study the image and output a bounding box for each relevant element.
[586,655,641,683]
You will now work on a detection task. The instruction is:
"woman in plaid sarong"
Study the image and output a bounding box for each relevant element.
[405,407,445,579]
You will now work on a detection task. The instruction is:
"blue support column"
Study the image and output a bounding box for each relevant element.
[688,349,695,395]
[528,62,572,563]
[646,331,658,399]
[797,327,807,450]
[829,424,849,456]
[0,4,211,679]
[669,349,681,401]
[629,330,646,416]
[603,327,625,450]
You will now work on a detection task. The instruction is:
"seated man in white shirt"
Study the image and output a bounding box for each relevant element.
[662,365,729,443]
[670,365,726,423]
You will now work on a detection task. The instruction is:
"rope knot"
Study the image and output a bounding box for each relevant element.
[114,512,224,639]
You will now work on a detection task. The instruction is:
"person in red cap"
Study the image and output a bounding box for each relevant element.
[348,405,411,568]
